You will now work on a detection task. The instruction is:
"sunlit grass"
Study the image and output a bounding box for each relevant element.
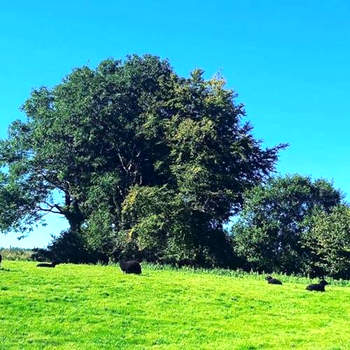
[0,261,350,349]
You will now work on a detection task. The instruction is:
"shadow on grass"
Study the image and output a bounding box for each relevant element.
[0,267,13,272]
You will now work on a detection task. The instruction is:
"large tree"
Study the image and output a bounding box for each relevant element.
[0,55,284,264]
[232,175,342,273]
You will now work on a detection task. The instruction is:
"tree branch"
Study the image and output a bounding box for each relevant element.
[37,206,63,215]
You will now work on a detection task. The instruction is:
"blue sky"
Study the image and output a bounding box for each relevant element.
[1,0,350,248]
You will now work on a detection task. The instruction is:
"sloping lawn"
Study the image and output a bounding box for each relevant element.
[0,261,350,349]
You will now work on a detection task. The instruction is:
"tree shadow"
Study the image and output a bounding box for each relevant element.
[0,267,12,272]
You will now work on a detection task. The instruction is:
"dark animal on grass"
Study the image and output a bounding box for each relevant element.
[37,262,58,268]
[306,279,329,292]
[119,260,142,274]
[0,253,2,266]
[265,276,282,285]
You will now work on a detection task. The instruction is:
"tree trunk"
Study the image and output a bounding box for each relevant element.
[64,201,85,233]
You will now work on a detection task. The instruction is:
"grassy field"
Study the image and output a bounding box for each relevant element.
[1,262,350,350]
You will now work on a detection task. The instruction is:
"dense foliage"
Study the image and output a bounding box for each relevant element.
[0,55,283,266]
[119,185,237,267]
[302,205,350,279]
[232,175,342,274]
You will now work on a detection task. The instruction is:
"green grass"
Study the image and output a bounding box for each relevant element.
[1,262,350,349]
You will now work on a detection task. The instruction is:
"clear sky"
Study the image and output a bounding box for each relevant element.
[1,0,350,248]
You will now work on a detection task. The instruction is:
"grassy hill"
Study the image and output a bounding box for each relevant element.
[1,261,350,349]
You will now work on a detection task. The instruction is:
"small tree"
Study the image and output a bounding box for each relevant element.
[302,205,350,279]
[232,175,342,273]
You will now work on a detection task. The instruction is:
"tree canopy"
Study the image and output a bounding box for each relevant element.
[0,55,284,265]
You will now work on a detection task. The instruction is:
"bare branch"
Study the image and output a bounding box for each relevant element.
[37,206,63,215]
